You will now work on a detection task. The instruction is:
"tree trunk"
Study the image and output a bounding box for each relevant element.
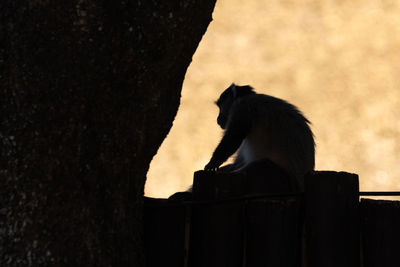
[0,1,216,266]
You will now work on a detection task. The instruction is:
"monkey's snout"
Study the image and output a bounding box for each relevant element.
[217,116,226,129]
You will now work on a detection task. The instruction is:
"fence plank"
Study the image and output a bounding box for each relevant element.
[361,198,400,267]
[190,171,246,267]
[246,198,301,267]
[144,197,187,267]
[304,171,360,267]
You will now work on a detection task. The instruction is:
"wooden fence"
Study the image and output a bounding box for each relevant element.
[144,162,400,267]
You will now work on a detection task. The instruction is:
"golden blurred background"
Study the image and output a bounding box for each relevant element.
[145,0,400,198]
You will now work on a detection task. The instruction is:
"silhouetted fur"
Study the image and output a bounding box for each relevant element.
[205,83,315,189]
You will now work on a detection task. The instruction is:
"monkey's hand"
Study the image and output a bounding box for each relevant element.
[204,160,221,172]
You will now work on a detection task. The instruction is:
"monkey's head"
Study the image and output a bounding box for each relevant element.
[215,83,255,129]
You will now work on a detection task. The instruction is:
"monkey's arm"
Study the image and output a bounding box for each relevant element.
[205,107,251,171]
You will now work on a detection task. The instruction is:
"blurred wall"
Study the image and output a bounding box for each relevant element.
[146,0,400,198]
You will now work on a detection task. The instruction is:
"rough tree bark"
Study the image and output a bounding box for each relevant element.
[0,1,216,266]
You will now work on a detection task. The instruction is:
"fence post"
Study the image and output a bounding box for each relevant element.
[190,159,301,267]
[243,160,301,267]
[361,198,400,267]
[304,171,360,267]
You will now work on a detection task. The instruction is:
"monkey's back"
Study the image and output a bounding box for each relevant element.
[234,94,315,184]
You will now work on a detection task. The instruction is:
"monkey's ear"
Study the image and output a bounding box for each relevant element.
[231,84,254,98]
[230,83,238,98]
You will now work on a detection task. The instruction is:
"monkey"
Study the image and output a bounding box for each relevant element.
[204,83,315,189]
[168,83,315,200]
